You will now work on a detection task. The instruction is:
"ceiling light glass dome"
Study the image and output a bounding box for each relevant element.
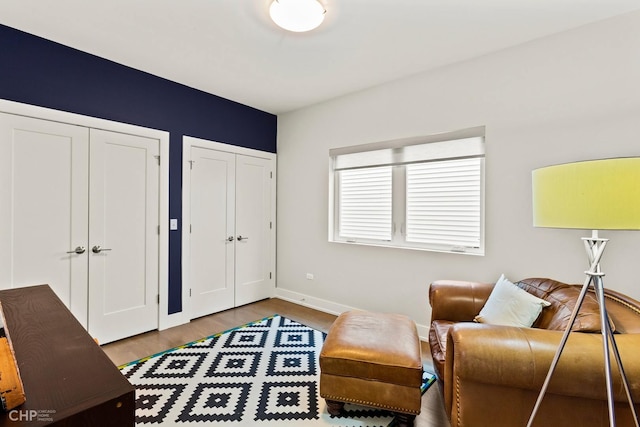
[269,0,326,33]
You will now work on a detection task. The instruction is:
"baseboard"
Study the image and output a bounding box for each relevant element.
[275,288,430,341]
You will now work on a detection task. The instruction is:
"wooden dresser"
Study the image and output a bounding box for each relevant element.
[0,285,135,426]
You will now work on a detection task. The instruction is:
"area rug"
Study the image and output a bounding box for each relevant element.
[119,314,436,426]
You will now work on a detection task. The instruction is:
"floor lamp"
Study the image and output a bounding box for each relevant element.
[529,157,640,427]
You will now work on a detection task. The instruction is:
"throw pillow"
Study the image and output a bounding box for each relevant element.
[517,278,614,333]
[475,274,551,327]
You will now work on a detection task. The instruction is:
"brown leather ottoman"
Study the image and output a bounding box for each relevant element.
[319,310,423,427]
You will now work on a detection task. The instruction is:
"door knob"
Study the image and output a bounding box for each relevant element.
[92,245,112,254]
[237,235,249,241]
[66,246,86,254]
[227,236,235,242]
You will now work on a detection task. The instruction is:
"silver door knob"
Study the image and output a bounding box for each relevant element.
[66,246,86,254]
[227,236,235,242]
[92,245,112,254]
[237,235,249,241]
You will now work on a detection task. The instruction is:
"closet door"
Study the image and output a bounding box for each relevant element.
[87,129,160,344]
[185,139,275,320]
[189,147,236,318]
[235,155,273,306]
[0,113,90,326]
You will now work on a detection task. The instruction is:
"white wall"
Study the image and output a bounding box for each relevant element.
[275,11,640,337]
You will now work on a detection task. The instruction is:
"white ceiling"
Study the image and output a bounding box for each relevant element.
[1,0,639,114]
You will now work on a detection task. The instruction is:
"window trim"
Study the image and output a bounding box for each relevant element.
[328,126,485,255]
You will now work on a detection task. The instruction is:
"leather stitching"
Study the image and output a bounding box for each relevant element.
[455,375,462,426]
[320,394,420,414]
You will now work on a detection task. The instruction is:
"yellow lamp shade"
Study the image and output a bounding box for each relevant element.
[532,157,640,230]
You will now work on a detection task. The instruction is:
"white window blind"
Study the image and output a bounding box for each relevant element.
[329,127,485,254]
[338,166,392,241]
[406,158,482,248]
[333,136,484,170]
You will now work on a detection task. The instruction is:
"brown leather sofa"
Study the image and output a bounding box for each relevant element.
[428,277,640,427]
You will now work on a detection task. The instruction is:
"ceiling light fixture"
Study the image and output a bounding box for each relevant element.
[269,0,326,33]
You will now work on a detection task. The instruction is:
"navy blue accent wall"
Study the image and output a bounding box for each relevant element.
[0,23,277,314]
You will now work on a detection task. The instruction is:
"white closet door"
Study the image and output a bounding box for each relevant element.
[184,138,275,319]
[235,155,273,306]
[189,147,236,318]
[0,113,90,326]
[88,129,159,344]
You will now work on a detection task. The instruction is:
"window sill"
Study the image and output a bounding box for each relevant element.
[328,239,484,256]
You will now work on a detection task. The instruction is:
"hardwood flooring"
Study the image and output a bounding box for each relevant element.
[102,298,450,427]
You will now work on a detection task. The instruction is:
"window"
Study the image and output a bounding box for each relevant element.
[339,166,392,240]
[329,127,485,255]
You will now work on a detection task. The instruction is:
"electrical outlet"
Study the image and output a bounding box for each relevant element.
[306,273,314,280]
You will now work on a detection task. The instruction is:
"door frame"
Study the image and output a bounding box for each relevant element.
[0,99,172,332]
[181,135,277,321]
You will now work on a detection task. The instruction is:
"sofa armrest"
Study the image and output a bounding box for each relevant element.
[429,280,494,322]
[444,323,640,413]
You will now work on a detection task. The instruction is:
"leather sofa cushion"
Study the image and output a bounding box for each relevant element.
[320,311,422,388]
[517,278,612,332]
[428,320,454,379]
[604,288,640,334]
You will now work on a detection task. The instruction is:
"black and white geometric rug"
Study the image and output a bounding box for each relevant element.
[119,314,436,426]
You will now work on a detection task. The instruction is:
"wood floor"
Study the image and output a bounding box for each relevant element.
[102,298,451,427]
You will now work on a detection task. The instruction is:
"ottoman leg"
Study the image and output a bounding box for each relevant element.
[325,399,344,416]
[394,412,416,427]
